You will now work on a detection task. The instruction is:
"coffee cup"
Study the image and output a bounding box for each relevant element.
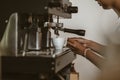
[52,37,65,52]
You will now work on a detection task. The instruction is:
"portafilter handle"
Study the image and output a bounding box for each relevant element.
[51,27,86,36]
[63,28,86,36]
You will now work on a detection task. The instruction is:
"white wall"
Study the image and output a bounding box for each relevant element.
[52,0,118,80]
[60,0,103,40]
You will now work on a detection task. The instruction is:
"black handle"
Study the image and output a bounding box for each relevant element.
[67,6,78,13]
[64,28,85,36]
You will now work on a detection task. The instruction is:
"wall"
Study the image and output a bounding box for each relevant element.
[52,0,118,80]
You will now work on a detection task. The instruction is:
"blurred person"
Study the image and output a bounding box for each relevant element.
[67,0,120,69]
[67,0,120,80]
[96,32,120,80]
[114,0,120,8]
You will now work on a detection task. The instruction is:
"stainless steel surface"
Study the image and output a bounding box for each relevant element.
[36,28,42,50]
[27,28,42,51]
[2,48,76,73]
[55,49,76,73]
[0,13,18,56]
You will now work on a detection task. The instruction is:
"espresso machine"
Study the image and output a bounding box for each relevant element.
[0,0,85,80]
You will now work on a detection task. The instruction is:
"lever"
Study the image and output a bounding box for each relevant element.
[63,28,85,36]
[51,27,86,36]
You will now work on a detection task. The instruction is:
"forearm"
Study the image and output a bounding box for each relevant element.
[72,48,105,69]
[89,41,106,56]
[85,49,105,69]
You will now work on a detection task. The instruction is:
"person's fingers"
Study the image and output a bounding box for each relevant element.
[68,38,87,45]
[67,40,84,49]
[68,41,84,49]
[69,44,84,56]
[67,41,73,46]
[68,37,85,39]
[67,40,87,56]
[67,39,77,44]
[75,39,92,48]
[69,46,76,51]
[75,40,86,47]
[76,38,87,43]
[68,38,91,51]
[67,41,77,48]
[67,37,79,42]
[67,43,78,53]
[67,43,80,53]
[68,37,85,42]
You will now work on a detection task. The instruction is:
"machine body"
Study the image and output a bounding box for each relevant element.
[0,0,80,56]
[0,0,84,80]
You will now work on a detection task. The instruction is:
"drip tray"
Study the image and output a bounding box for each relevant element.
[25,48,70,57]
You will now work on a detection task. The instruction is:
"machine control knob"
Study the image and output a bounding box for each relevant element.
[67,6,78,13]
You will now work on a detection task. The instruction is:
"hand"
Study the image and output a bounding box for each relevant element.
[67,37,105,68]
[67,37,105,55]
[67,38,86,56]
[67,37,91,48]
